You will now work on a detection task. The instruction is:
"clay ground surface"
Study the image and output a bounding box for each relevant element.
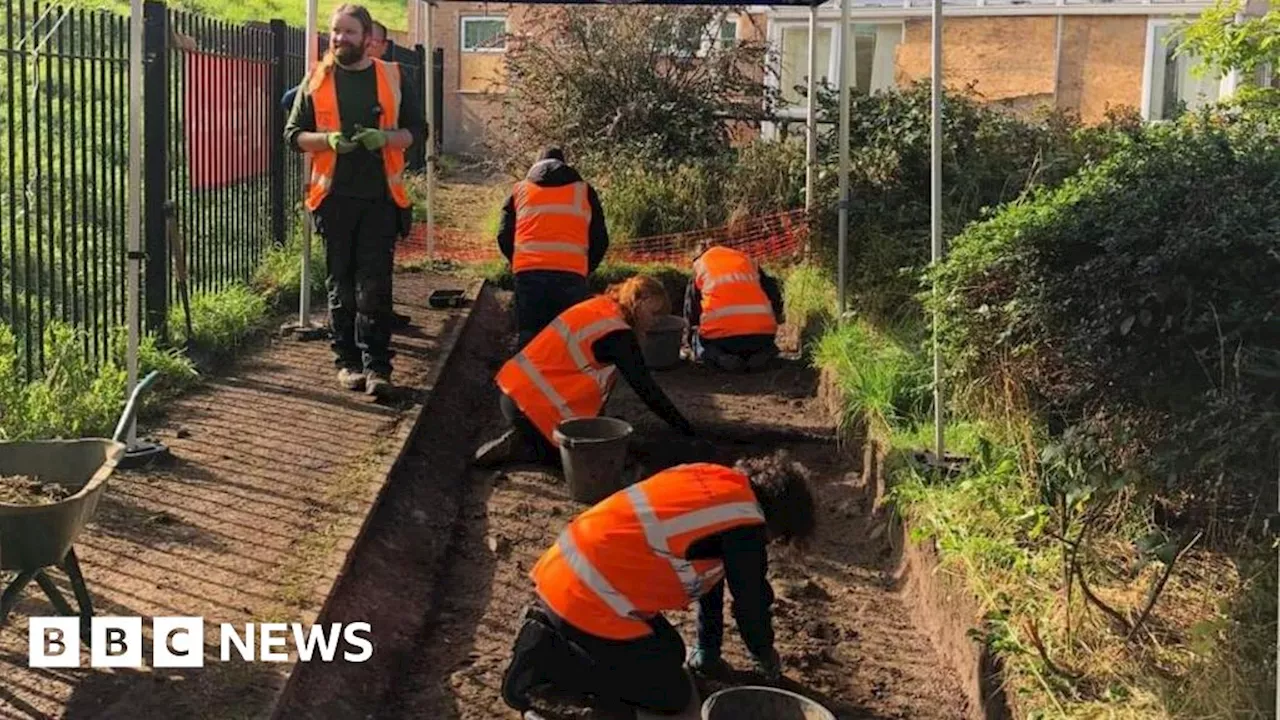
[378,306,971,720]
[0,272,474,720]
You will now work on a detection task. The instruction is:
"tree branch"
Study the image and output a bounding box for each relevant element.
[1126,532,1202,641]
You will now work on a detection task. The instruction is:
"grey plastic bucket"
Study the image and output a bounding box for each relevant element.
[0,439,125,571]
[701,686,836,720]
[641,315,687,370]
[553,417,634,504]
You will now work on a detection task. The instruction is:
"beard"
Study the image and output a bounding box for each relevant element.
[334,42,364,65]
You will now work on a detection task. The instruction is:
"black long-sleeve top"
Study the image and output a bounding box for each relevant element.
[591,329,693,436]
[688,523,775,658]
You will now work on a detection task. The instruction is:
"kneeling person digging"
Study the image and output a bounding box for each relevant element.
[500,452,817,718]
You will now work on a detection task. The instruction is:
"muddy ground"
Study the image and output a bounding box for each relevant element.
[372,294,970,720]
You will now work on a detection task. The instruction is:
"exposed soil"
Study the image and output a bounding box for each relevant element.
[0,475,73,505]
[377,314,970,720]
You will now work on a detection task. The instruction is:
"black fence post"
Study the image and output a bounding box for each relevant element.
[432,47,443,154]
[270,19,287,246]
[412,43,427,171]
[143,1,169,340]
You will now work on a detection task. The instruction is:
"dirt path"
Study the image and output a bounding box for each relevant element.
[379,323,970,719]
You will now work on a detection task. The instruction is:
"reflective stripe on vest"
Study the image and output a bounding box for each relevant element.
[513,180,591,276]
[694,247,778,341]
[304,59,411,212]
[494,297,627,445]
[532,464,766,640]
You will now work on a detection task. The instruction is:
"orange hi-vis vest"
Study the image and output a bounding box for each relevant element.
[305,59,411,212]
[512,178,592,276]
[531,463,767,640]
[693,246,778,340]
[494,296,628,445]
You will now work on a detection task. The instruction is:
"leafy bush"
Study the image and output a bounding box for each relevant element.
[169,283,270,354]
[591,157,727,240]
[252,231,326,309]
[809,82,1142,322]
[780,263,834,330]
[495,6,774,167]
[0,322,197,440]
[931,107,1280,510]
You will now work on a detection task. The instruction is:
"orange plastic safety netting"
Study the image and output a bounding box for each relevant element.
[394,208,811,267]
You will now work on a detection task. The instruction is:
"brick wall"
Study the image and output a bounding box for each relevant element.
[1057,16,1148,123]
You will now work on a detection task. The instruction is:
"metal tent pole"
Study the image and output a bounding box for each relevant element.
[299,0,318,329]
[804,3,818,213]
[119,0,168,469]
[930,0,945,462]
[836,0,850,318]
[126,0,143,449]
[424,0,436,260]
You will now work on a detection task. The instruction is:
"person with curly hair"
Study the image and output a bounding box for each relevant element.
[473,275,695,468]
[499,450,817,717]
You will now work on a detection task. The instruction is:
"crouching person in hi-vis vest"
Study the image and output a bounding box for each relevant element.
[283,3,424,399]
[684,243,784,373]
[496,147,610,347]
[499,452,817,718]
[473,275,695,469]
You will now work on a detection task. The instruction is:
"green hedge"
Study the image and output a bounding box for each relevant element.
[930,107,1280,507]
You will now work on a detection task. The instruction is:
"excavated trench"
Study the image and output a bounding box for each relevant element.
[274,286,982,720]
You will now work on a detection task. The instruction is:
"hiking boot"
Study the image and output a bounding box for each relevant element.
[337,368,366,391]
[365,371,393,400]
[686,647,731,678]
[473,429,516,468]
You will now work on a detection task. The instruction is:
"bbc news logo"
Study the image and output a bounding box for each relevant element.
[28,617,373,668]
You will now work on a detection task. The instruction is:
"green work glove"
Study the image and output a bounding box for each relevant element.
[352,126,388,151]
[326,132,358,154]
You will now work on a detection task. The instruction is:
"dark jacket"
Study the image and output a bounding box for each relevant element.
[497,159,609,275]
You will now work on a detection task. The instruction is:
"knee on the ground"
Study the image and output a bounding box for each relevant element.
[640,676,693,715]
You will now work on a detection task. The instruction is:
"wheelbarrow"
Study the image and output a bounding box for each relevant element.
[0,370,161,636]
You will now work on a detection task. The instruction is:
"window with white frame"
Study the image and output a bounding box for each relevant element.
[665,13,739,57]
[1144,21,1220,121]
[461,16,507,53]
[776,22,901,110]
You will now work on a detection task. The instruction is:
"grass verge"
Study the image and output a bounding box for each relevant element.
[0,230,325,441]
[815,320,1277,719]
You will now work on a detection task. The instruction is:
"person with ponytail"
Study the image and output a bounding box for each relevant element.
[284,4,426,399]
[474,275,698,469]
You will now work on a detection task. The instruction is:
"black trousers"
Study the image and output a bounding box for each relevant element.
[314,195,397,375]
[500,392,559,467]
[514,270,591,347]
[507,600,692,715]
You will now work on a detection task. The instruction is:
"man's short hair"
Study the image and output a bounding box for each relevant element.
[371,20,387,39]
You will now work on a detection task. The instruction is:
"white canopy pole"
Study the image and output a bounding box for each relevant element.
[424,0,436,260]
[803,4,818,213]
[299,0,318,329]
[930,0,945,461]
[125,0,143,449]
[836,0,850,318]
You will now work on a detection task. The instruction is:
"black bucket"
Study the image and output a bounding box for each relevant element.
[701,686,835,720]
[553,417,634,505]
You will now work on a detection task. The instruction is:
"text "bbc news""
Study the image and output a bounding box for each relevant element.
[28,617,373,668]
